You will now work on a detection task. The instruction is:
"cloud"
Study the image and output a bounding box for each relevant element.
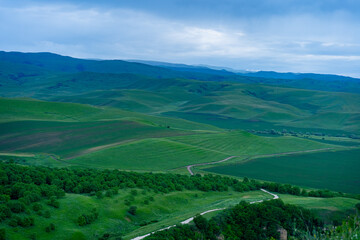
[0,0,359,77]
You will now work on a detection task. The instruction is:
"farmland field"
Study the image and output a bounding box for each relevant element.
[68,138,229,170]
[0,120,190,158]
[68,131,335,171]
[204,149,360,193]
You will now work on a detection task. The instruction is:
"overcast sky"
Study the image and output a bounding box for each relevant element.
[1,0,359,77]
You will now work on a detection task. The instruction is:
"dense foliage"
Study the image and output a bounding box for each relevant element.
[0,161,357,236]
[145,199,323,240]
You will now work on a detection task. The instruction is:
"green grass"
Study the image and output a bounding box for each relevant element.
[0,120,190,158]
[168,131,335,156]
[204,148,360,193]
[68,138,228,170]
[0,190,270,240]
[0,153,68,167]
[68,131,334,171]
[163,84,360,134]
[280,194,360,224]
[0,97,220,131]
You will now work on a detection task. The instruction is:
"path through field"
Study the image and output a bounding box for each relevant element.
[186,147,333,175]
[131,189,279,240]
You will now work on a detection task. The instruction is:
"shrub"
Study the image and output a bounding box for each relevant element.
[32,203,43,212]
[128,206,137,215]
[45,223,55,232]
[8,201,26,213]
[77,208,98,226]
[43,210,51,218]
[0,228,5,240]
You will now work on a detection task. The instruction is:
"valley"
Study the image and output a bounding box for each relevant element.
[0,51,359,239]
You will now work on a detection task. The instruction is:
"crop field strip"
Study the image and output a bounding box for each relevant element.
[67,130,336,171]
[0,120,192,158]
[204,148,360,193]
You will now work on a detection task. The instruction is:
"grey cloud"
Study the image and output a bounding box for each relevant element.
[0,0,359,77]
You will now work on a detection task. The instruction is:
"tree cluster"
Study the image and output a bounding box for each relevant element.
[77,208,99,226]
[146,199,323,240]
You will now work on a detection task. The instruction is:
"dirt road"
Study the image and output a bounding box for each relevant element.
[186,147,333,175]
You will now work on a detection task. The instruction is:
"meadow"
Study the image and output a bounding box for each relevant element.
[204,149,360,193]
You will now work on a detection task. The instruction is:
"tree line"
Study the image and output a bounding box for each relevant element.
[0,161,358,236]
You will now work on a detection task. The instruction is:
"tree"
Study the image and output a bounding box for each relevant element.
[194,214,208,231]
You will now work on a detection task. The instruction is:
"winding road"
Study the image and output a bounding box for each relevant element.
[131,189,279,240]
[186,156,238,175]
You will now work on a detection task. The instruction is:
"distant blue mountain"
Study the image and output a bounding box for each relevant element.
[1,51,359,93]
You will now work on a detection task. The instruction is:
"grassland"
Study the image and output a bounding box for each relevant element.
[0,120,191,158]
[163,84,360,134]
[0,190,271,240]
[168,131,335,156]
[68,131,334,171]
[67,138,229,170]
[0,98,220,131]
[0,153,68,167]
[280,194,360,224]
[204,148,360,193]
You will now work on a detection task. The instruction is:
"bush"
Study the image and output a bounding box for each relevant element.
[32,203,43,212]
[0,195,10,204]
[8,216,34,228]
[0,228,5,240]
[47,196,60,208]
[77,208,99,226]
[128,206,137,215]
[96,191,103,199]
[29,233,36,240]
[43,210,51,218]
[45,223,55,232]
[124,199,131,206]
[0,205,12,221]
[8,201,26,213]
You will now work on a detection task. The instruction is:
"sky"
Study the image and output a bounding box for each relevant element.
[0,0,360,77]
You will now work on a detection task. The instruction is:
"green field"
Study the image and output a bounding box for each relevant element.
[68,138,228,170]
[204,149,360,193]
[169,131,335,156]
[0,98,220,131]
[68,131,334,171]
[280,194,360,224]
[0,120,190,158]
